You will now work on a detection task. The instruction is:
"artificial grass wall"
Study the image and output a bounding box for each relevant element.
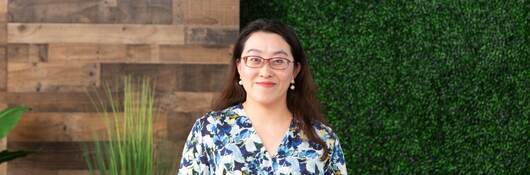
[242,0,529,174]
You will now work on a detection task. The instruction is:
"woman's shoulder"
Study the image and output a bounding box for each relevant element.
[192,104,244,128]
[310,121,341,145]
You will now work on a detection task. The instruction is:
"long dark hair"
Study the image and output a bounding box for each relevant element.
[212,19,329,160]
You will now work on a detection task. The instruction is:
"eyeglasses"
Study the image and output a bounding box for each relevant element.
[241,56,294,70]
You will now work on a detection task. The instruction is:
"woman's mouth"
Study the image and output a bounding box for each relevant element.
[256,82,276,87]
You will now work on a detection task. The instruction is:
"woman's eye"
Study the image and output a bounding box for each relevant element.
[272,59,286,64]
[249,57,262,63]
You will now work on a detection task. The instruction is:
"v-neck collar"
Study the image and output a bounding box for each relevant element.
[233,103,296,159]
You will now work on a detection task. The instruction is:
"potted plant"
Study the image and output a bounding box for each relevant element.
[83,76,177,175]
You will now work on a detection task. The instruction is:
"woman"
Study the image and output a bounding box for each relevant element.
[178,19,347,175]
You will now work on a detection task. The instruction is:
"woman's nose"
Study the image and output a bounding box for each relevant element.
[258,62,273,78]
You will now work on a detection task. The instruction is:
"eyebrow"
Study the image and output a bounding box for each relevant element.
[246,49,262,53]
[272,50,289,57]
[246,49,289,57]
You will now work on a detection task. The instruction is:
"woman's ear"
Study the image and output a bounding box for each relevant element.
[236,59,242,75]
[293,63,301,79]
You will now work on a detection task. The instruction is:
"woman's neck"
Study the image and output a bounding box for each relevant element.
[242,99,292,124]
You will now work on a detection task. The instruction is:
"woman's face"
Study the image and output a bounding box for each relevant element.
[237,31,300,105]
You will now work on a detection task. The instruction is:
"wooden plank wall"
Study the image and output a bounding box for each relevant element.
[0,0,239,174]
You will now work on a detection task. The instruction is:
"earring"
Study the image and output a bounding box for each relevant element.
[238,80,243,85]
[290,80,295,90]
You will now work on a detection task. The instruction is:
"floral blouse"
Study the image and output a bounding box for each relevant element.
[178,104,348,175]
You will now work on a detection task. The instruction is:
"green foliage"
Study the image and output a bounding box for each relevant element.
[83,76,177,175]
[0,107,28,139]
[0,106,31,164]
[242,0,529,174]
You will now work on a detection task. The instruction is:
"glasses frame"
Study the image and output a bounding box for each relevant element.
[240,56,295,70]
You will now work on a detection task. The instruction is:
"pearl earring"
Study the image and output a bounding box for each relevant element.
[238,80,243,85]
[290,80,295,90]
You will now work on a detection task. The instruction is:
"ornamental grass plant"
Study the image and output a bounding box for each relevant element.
[83,76,177,175]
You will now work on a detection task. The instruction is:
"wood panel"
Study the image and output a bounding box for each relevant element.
[159,45,232,64]
[47,44,233,64]
[3,0,238,173]
[8,23,185,44]
[8,63,99,92]
[48,43,127,63]
[0,102,5,175]
[0,0,5,94]
[0,92,97,112]
[0,46,6,92]
[8,141,94,170]
[8,112,168,142]
[7,44,47,63]
[176,0,239,26]
[101,63,228,92]
[186,25,238,45]
[8,0,172,24]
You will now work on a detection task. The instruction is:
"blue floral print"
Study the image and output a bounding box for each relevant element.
[178,104,347,175]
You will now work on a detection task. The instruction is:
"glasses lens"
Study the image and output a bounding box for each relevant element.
[270,58,289,69]
[245,56,263,68]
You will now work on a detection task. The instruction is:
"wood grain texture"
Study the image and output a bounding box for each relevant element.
[8,165,92,175]
[0,46,5,92]
[175,0,239,25]
[8,0,172,24]
[158,92,215,113]
[8,112,168,142]
[8,63,99,92]
[8,141,93,170]
[159,45,232,64]
[0,22,5,44]
[8,23,185,44]
[167,111,203,142]
[101,63,228,92]
[185,26,238,45]
[0,0,6,22]
[48,43,127,63]
[7,44,47,63]
[0,92,98,112]
[3,0,239,172]
[0,103,5,175]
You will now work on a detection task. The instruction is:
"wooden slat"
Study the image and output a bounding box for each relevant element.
[0,91,201,113]
[7,44,47,63]
[159,45,231,64]
[8,23,185,44]
[8,140,180,172]
[174,64,228,92]
[176,0,239,26]
[47,43,127,63]
[0,46,5,92]
[0,0,5,94]
[7,63,99,92]
[8,112,168,142]
[101,63,228,92]
[0,92,98,112]
[0,0,6,22]
[8,0,172,24]
[0,102,5,175]
[7,167,59,175]
[8,141,93,170]
[47,44,232,64]
[9,168,91,175]
[126,44,152,62]
[167,111,204,142]
[185,25,238,45]
[158,92,215,113]
[0,22,5,44]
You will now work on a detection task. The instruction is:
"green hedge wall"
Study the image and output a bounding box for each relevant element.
[242,0,529,174]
